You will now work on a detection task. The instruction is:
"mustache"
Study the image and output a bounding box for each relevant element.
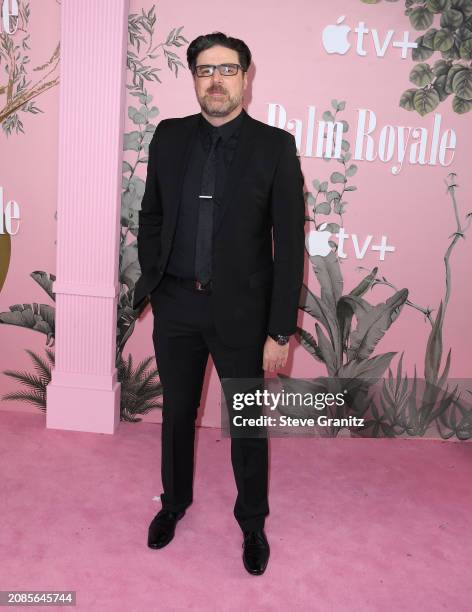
[206,86,227,94]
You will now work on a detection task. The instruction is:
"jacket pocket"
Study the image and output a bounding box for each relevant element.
[249,264,273,288]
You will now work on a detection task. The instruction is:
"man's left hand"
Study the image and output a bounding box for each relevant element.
[263,336,289,372]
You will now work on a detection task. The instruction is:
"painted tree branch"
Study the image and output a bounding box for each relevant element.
[0,2,60,128]
[442,172,472,327]
[0,74,59,124]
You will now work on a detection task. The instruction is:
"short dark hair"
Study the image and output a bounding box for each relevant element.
[187,32,252,74]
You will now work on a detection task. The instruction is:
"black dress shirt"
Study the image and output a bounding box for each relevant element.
[166,108,246,279]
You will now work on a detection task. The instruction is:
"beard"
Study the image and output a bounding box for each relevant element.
[197,85,243,117]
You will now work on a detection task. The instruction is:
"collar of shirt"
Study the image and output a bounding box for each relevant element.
[199,108,246,148]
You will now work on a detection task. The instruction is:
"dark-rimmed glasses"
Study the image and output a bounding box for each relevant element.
[194,63,243,77]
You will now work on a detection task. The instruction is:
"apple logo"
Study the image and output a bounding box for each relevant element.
[306,223,332,257]
[322,16,351,55]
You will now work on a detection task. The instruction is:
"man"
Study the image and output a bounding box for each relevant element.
[133,32,305,575]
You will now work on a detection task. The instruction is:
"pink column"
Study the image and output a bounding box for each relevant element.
[46,0,129,434]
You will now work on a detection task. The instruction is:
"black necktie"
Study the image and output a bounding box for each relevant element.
[195,129,220,284]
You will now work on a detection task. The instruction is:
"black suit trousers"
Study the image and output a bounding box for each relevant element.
[151,274,269,532]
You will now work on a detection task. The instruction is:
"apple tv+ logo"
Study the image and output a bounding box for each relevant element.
[322,15,417,59]
[306,224,395,262]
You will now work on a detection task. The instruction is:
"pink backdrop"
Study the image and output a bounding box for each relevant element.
[1,0,471,429]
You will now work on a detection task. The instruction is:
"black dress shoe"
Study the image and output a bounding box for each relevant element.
[242,528,270,575]
[147,508,185,549]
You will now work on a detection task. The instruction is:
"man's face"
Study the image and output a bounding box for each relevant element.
[193,45,248,118]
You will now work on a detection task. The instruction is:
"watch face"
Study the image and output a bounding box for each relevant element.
[270,334,289,345]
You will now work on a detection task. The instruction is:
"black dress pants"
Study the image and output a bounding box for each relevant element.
[150,274,269,532]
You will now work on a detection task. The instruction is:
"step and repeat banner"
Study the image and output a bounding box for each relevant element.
[1,0,471,438]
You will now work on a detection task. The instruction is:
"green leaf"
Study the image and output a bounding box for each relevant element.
[305,192,316,205]
[446,64,467,92]
[349,267,378,298]
[0,304,55,343]
[440,8,464,28]
[330,171,346,184]
[452,95,472,112]
[424,301,443,384]
[423,28,439,49]
[295,327,324,362]
[344,185,357,191]
[437,347,452,389]
[344,289,409,361]
[319,181,328,192]
[433,74,449,100]
[452,68,472,99]
[334,200,347,214]
[337,352,397,380]
[315,202,331,214]
[457,24,472,43]
[123,131,141,151]
[413,88,440,115]
[312,179,321,190]
[311,250,344,311]
[426,0,451,13]
[325,223,341,233]
[299,284,340,351]
[346,164,358,177]
[453,0,472,19]
[316,323,338,376]
[400,88,418,111]
[460,38,472,58]
[30,271,56,301]
[322,110,335,121]
[432,59,451,77]
[413,36,435,61]
[433,29,455,51]
[409,7,434,30]
[410,63,434,86]
[132,112,146,125]
[441,42,460,59]
[326,190,341,202]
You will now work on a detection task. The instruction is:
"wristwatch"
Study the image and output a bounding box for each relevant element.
[269,333,290,346]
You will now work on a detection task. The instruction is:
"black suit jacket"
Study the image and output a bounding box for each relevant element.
[133,110,305,348]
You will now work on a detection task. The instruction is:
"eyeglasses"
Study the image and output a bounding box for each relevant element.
[194,63,243,77]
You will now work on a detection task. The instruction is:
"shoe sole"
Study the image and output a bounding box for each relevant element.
[148,537,174,549]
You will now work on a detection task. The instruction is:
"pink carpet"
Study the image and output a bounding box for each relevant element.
[1,409,471,611]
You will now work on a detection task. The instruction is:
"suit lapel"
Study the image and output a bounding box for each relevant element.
[214,112,257,234]
[165,114,200,230]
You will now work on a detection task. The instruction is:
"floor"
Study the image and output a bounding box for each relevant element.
[1,409,471,611]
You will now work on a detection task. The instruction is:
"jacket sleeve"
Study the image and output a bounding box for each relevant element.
[267,132,306,336]
[137,122,164,278]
